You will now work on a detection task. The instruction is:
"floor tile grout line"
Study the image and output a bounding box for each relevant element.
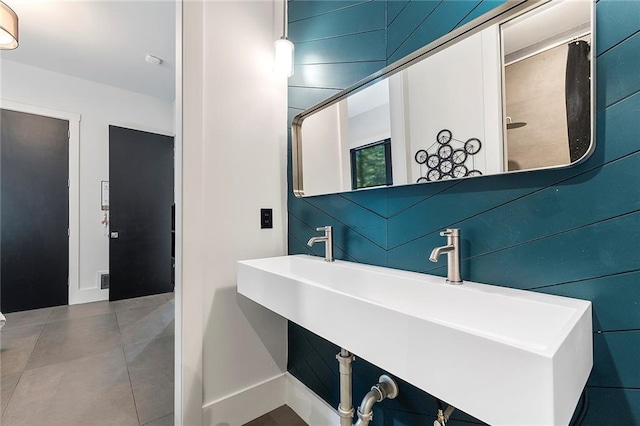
[117,310,143,426]
[20,321,47,375]
[140,412,174,426]
[0,319,48,332]
[21,339,126,374]
[46,302,116,324]
[44,306,54,323]
[2,294,173,426]
[1,370,24,419]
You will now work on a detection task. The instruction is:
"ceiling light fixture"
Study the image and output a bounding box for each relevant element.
[274,0,294,78]
[0,1,18,50]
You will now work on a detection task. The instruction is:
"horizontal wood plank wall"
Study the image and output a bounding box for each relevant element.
[287,0,640,424]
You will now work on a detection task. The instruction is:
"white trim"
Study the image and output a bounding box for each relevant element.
[286,373,340,426]
[71,287,109,305]
[0,99,82,306]
[181,0,205,424]
[173,0,184,425]
[202,374,287,426]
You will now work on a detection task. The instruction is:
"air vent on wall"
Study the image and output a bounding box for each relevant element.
[100,273,110,289]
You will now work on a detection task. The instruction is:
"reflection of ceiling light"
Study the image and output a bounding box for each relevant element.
[145,54,163,65]
[0,1,18,50]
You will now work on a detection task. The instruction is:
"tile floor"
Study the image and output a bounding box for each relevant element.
[243,405,307,426]
[0,292,174,426]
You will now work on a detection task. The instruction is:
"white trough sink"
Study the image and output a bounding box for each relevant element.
[237,255,592,425]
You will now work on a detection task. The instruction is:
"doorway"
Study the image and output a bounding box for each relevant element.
[1,109,70,313]
[108,125,174,301]
[0,1,182,424]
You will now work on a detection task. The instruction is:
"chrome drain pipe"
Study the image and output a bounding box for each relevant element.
[337,349,355,426]
[336,349,400,426]
[354,375,399,426]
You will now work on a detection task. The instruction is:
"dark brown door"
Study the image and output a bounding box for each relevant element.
[1,109,69,313]
[109,126,174,301]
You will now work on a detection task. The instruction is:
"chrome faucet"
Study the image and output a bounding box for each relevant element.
[429,229,462,284]
[307,226,334,262]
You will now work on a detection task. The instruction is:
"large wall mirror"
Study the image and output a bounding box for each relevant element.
[292,0,594,197]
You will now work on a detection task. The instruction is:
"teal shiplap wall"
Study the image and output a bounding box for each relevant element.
[287,1,640,424]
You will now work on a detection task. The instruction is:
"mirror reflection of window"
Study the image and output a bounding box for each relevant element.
[350,139,392,190]
[346,80,394,190]
[501,0,591,171]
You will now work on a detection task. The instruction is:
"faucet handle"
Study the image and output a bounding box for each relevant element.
[440,228,459,237]
[316,226,331,233]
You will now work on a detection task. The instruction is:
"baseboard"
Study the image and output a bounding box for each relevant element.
[199,372,339,426]
[69,287,109,305]
[202,373,287,426]
[286,373,339,426]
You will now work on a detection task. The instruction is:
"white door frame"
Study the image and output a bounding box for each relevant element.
[0,99,81,306]
[174,0,184,424]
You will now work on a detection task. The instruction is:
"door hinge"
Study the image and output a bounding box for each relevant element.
[68,130,70,139]
[68,179,70,188]
[68,228,70,237]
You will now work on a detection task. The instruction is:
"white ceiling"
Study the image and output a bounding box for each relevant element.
[502,0,591,56]
[0,0,176,101]
[347,79,389,118]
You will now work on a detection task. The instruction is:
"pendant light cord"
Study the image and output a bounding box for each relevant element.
[283,0,288,39]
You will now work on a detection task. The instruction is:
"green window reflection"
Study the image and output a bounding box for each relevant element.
[350,139,392,190]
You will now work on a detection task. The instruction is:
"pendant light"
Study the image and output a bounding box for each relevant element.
[0,1,18,50]
[274,0,294,78]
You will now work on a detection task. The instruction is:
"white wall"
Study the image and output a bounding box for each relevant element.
[301,103,349,195]
[405,30,502,182]
[0,59,174,305]
[348,104,391,149]
[481,26,504,174]
[182,0,289,424]
[389,72,411,185]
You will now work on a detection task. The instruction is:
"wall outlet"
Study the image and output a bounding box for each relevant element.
[261,208,273,229]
